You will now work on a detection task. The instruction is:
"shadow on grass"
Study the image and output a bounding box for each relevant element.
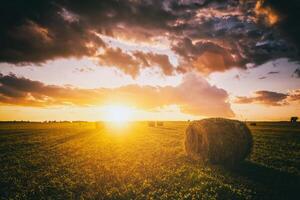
[231,161,300,199]
[184,157,300,199]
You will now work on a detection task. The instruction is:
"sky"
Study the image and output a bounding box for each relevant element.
[0,0,300,121]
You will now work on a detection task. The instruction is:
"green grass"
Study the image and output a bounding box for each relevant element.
[0,121,299,199]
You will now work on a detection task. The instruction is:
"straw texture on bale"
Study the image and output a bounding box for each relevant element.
[185,118,253,166]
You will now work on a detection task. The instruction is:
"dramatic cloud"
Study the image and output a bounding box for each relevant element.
[0,0,299,77]
[261,0,300,49]
[98,48,174,77]
[0,10,105,63]
[235,90,300,106]
[0,73,234,117]
[173,38,242,74]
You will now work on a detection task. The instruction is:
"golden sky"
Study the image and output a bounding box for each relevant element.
[0,0,300,121]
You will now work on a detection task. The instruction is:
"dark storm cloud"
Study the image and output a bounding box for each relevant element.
[0,0,300,76]
[261,0,300,49]
[235,89,300,106]
[0,1,106,63]
[0,73,234,117]
[169,0,298,73]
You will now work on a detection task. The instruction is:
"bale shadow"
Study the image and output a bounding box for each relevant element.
[231,161,300,199]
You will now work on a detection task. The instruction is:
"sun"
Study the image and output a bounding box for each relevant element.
[104,105,133,122]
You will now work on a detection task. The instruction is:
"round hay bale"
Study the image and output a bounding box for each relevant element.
[185,118,253,166]
[156,121,164,126]
[148,121,155,127]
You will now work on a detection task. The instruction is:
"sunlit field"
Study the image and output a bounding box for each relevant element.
[0,122,299,199]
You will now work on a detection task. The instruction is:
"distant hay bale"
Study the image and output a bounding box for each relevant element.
[185,118,253,167]
[148,121,155,127]
[249,122,257,126]
[157,121,164,126]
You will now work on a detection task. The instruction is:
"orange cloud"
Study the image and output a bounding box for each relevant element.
[0,73,234,117]
[98,47,174,77]
[173,38,245,75]
[193,52,234,75]
[255,0,279,26]
[235,89,300,106]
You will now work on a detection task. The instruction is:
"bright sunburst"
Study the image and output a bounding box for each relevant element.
[104,105,133,122]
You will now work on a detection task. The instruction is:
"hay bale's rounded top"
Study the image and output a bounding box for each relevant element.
[185,118,253,166]
[190,118,250,133]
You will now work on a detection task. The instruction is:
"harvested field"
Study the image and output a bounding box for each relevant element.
[0,122,299,199]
